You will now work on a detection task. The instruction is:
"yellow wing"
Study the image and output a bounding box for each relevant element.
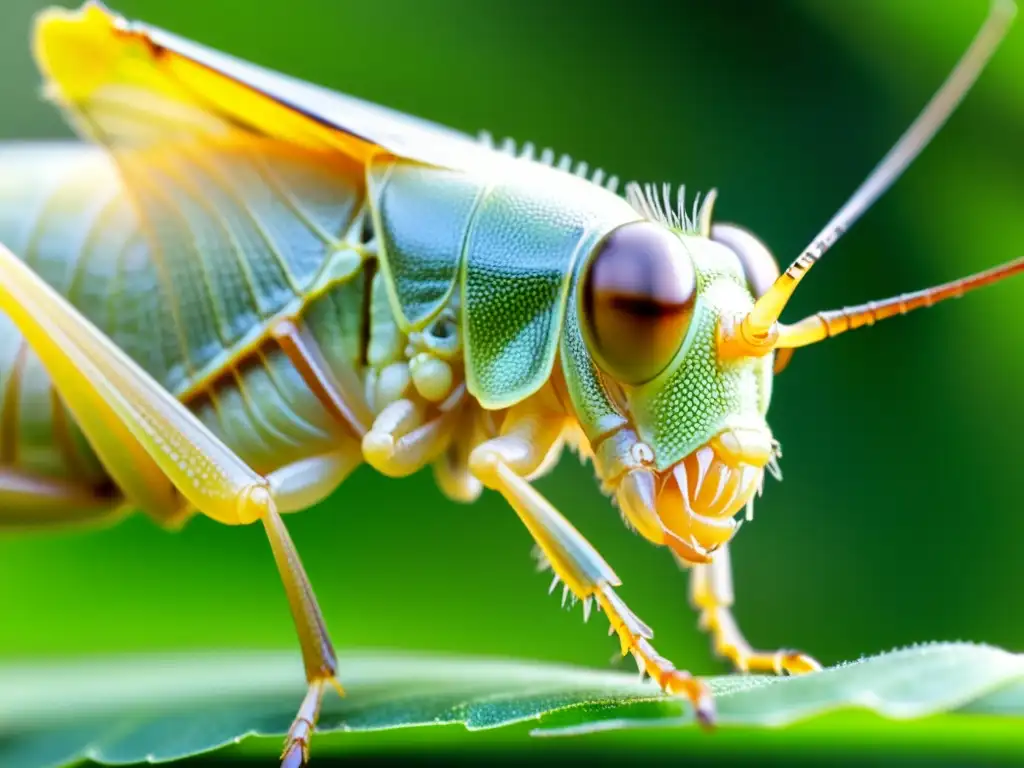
[34,1,489,169]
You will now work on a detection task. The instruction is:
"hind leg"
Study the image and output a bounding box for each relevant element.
[0,241,355,766]
[0,466,125,531]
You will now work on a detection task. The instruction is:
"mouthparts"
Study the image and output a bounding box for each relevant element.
[616,427,777,564]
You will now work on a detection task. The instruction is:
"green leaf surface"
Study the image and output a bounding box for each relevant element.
[0,642,1022,767]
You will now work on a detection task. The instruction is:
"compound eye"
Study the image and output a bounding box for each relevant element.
[710,222,780,299]
[582,221,697,385]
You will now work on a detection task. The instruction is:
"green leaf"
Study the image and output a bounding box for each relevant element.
[0,642,1021,767]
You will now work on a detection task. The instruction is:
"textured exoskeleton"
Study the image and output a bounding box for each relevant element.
[0,3,1020,766]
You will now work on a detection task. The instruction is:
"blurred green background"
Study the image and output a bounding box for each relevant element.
[0,0,1022,764]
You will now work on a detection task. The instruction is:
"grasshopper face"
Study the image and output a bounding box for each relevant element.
[571,0,1024,565]
[579,217,780,561]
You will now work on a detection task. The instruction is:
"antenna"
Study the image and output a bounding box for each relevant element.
[720,0,1018,358]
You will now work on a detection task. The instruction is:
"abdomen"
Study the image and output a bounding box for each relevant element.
[0,141,371,521]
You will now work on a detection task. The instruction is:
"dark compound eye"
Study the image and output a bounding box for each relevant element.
[582,221,697,385]
[710,223,780,299]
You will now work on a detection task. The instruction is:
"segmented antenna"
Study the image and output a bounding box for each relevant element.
[739,0,1018,347]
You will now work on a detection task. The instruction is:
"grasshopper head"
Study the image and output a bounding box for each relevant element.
[577,202,780,564]
[579,181,1022,565]
[574,0,1023,564]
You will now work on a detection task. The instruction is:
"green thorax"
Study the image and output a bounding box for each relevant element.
[369,156,640,409]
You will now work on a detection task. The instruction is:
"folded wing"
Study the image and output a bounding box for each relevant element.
[34,1,485,169]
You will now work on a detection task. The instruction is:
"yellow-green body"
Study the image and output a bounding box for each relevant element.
[3,4,1017,762]
[0,126,772,522]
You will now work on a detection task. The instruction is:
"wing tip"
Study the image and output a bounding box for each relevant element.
[32,2,127,101]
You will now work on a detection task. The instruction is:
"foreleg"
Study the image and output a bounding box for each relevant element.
[469,393,715,724]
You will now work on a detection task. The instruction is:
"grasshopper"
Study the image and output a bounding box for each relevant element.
[0,1,1020,765]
